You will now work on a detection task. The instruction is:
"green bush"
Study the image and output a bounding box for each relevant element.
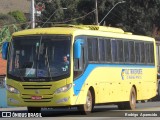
[9,11,27,23]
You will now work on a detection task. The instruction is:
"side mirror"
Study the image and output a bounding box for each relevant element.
[74,39,83,59]
[2,42,9,60]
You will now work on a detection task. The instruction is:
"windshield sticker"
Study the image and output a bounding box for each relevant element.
[37,70,47,77]
[121,69,142,80]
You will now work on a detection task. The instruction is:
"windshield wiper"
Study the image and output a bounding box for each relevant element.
[45,47,53,80]
[36,36,43,77]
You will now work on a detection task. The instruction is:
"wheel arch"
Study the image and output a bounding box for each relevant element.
[132,85,137,98]
[89,86,95,105]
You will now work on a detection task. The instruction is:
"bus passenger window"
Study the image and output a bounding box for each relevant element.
[135,42,140,63]
[140,42,145,63]
[87,38,98,62]
[124,41,129,62]
[150,43,154,64]
[145,43,150,63]
[111,40,117,62]
[129,41,135,63]
[87,39,92,61]
[158,46,160,65]
[99,39,105,62]
[92,39,98,61]
[105,39,111,62]
[117,40,123,62]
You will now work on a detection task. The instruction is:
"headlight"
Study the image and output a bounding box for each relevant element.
[6,85,20,94]
[55,84,72,94]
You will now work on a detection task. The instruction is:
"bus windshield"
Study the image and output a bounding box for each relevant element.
[8,35,71,81]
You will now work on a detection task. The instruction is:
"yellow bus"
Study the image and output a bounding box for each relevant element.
[2,25,157,114]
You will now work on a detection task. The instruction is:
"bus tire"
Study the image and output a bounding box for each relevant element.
[157,83,160,99]
[77,90,93,115]
[27,107,41,113]
[125,87,136,110]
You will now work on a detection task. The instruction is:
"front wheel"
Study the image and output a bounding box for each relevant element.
[77,90,94,115]
[27,107,41,113]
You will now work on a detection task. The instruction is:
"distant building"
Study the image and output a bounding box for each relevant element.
[0,0,30,14]
[0,54,6,87]
[0,54,6,76]
[0,55,7,108]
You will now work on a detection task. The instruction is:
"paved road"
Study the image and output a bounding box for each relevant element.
[1,102,160,119]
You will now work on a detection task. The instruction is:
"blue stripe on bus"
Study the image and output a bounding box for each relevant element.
[73,63,155,96]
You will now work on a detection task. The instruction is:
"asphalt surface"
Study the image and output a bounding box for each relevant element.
[0,101,160,119]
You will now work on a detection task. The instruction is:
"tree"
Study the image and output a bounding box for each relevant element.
[36,0,66,26]
[36,0,160,36]
[0,14,16,26]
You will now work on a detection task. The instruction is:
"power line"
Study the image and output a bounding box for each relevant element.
[0,8,95,29]
[37,9,96,24]
[0,8,96,29]
[101,2,137,27]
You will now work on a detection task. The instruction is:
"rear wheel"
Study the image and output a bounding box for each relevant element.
[157,83,160,99]
[125,87,136,110]
[118,87,136,110]
[77,90,93,115]
[27,107,41,113]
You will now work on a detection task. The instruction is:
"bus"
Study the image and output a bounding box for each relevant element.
[2,25,157,114]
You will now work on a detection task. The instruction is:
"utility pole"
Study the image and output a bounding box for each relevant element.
[31,0,35,28]
[95,0,98,25]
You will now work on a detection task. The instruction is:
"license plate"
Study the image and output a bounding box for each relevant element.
[31,96,42,100]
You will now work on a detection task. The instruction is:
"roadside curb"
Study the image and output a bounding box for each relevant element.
[0,107,27,111]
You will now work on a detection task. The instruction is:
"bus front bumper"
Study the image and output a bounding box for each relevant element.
[7,91,72,107]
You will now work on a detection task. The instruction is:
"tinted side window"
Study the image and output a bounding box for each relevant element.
[150,43,154,64]
[92,38,98,61]
[129,41,135,63]
[105,39,111,62]
[145,42,154,64]
[87,37,98,62]
[99,39,105,61]
[124,41,129,62]
[135,42,140,63]
[140,42,145,63]
[117,40,123,62]
[145,43,150,63]
[111,40,118,62]
[150,43,154,63]
[158,45,160,65]
[87,38,92,61]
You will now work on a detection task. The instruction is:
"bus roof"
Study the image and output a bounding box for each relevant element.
[12,25,154,42]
